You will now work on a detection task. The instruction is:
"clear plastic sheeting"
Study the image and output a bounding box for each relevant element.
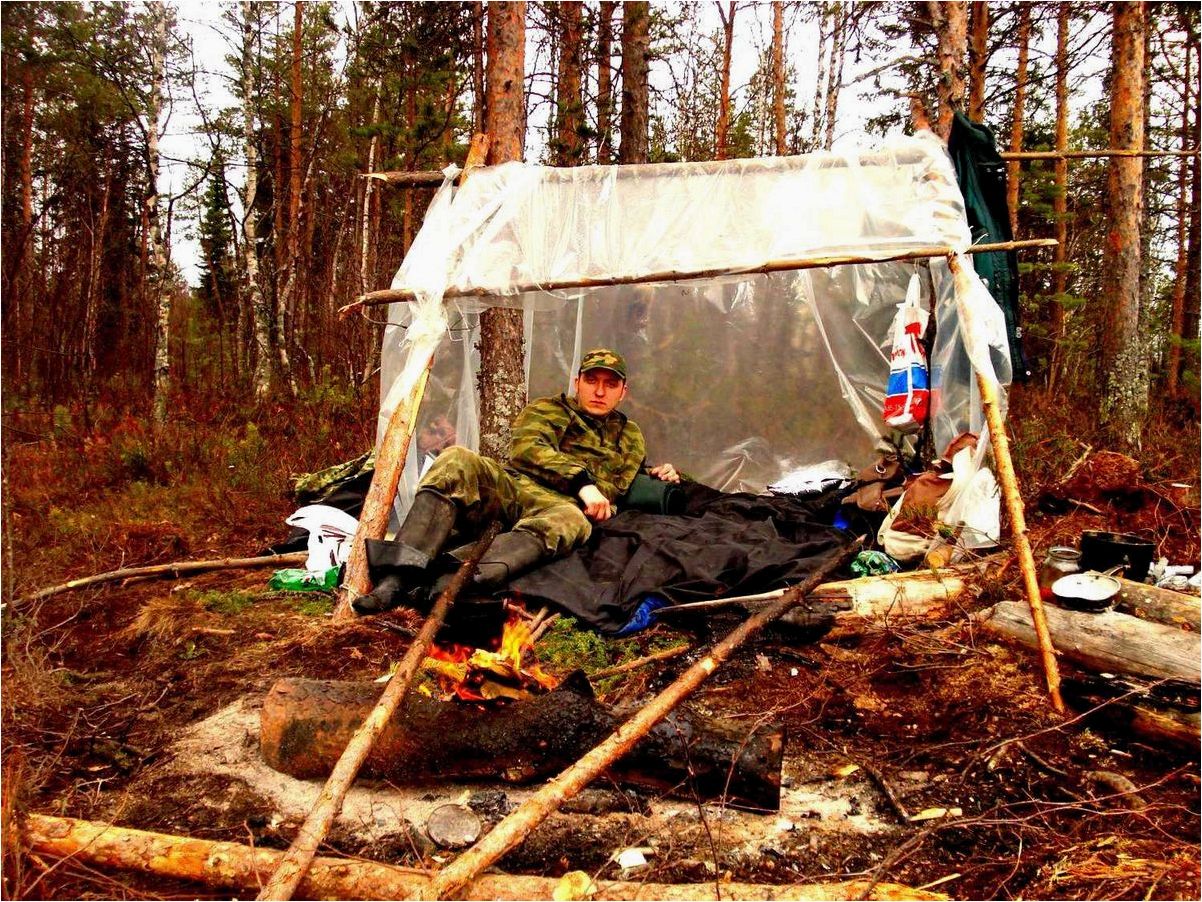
[378,133,1011,507]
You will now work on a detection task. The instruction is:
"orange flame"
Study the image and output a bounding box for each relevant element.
[423,611,558,701]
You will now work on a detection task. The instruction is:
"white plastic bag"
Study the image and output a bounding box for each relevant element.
[285,505,360,573]
[882,272,930,432]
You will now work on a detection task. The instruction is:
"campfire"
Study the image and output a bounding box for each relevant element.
[421,608,559,702]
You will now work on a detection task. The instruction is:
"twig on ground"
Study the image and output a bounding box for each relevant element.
[529,613,560,644]
[15,552,308,607]
[860,760,911,821]
[590,644,693,679]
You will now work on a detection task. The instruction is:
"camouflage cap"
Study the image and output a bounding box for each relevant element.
[579,348,627,381]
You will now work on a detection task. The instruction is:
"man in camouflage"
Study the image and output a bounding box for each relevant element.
[354,349,680,615]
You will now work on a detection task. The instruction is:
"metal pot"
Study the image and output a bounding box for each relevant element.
[1051,569,1122,613]
[1079,530,1155,582]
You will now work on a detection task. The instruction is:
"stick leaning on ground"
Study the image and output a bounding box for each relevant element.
[255,521,502,902]
[13,552,308,607]
[425,539,861,901]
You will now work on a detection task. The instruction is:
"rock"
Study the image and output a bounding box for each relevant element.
[426,804,482,849]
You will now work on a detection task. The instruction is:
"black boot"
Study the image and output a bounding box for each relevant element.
[430,530,546,599]
[352,490,457,615]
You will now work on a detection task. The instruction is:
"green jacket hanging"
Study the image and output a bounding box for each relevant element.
[947,111,1030,382]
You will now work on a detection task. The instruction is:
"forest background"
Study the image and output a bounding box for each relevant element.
[1,0,1199,588]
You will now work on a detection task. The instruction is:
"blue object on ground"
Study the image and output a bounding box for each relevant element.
[614,595,670,636]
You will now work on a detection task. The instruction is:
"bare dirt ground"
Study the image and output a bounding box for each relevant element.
[3,396,1199,900]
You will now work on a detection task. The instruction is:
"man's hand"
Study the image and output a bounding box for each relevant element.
[648,463,681,484]
[578,484,615,521]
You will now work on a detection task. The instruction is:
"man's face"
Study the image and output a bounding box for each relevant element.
[574,368,627,417]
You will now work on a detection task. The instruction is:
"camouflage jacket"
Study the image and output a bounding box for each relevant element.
[507,394,646,502]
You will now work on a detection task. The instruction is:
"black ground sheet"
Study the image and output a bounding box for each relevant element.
[510,483,855,633]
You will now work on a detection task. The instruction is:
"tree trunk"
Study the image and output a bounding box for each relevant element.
[84,171,112,387]
[967,0,988,122]
[1005,3,1029,236]
[618,1,649,164]
[478,2,528,460]
[10,65,35,383]
[147,1,172,426]
[823,3,847,151]
[473,2,486,132]
[1166,39,1192,397]
[597,1,615,163]
[772,2,786,155]
[360,89,381,298]
[554,1,585,165]
[289,1,302,256]
[810,4,831,150]
[1185,49,1202,400]
[1097,2,1147,452]
[715,2,737,160]
[1048,1,1070,392]
[242,2,273,401]
[928,0,968,140]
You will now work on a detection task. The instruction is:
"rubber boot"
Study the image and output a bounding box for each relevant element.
[430,530,546,598]
[352,490,457,615]
[433,531,547,646]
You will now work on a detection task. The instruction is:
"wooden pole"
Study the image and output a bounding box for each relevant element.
[946,253,1065,714]
[425,542,859,900]
[332,358,434,619]
[999,149,1198,160]
[22,814,946,901]
[255,521,502,901]
[332,133,490,622]
[342,239,1059,315]
[14,552,308,607]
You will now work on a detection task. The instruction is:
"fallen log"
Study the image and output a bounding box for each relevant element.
[1112,578,1201,630]
[261,671,785,811]
[976,600,1201,684]
[1061,674,1200,748]
[780,556,1002,629]
[22,813,945,901]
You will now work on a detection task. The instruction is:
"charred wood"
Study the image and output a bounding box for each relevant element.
[261,671,785,811]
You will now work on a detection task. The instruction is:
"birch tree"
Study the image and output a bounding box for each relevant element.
[772,2,786,155]
[239,2,273,401]
[145,1,172,425]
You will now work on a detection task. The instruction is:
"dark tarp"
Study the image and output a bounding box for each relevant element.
[947,111,1029,381]
[509,482,854,634]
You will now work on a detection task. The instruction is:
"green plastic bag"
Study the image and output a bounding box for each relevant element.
[269,567,340,592]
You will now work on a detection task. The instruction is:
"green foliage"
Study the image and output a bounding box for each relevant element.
[195,589,259,616]
[289,595,334,617]
[533,616,687,692]
[197,150,237,321]
[534,617,611,673]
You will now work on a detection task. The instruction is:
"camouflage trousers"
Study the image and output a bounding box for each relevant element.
[419,446,591,556]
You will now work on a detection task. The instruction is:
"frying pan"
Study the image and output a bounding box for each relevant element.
[1051,568,1122,613]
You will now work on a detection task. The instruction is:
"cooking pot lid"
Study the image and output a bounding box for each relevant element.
[1052,571,1121,602]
